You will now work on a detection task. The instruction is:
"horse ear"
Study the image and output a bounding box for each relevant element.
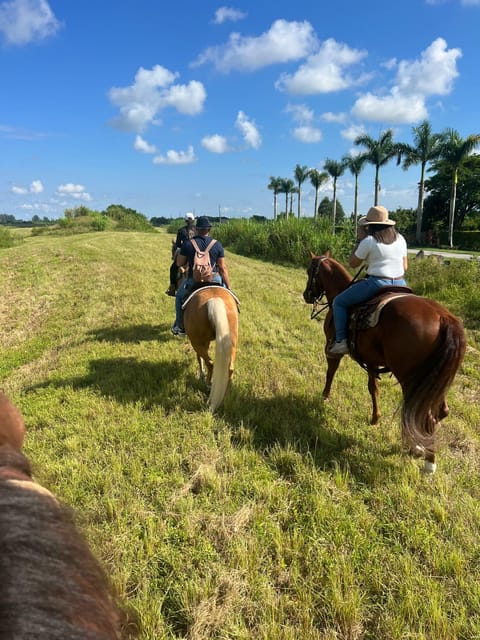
[325,248,332,258]
[309,250,315,259]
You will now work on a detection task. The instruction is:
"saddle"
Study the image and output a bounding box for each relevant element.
[347,286,414,373]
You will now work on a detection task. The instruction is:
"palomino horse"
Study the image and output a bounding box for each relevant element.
[182,285,239,412]
[0,393,135,639]
[303,251,466,474]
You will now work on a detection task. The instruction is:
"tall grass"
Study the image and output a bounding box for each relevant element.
[0,229,478,639]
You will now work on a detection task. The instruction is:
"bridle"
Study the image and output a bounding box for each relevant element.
[307,256,365,320]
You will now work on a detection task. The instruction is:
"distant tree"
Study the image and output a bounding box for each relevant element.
[309,170,329,220]
[342,153,368,236]
[323,158,346,234]
[317,196,345,221]
[268,176,283,221]
[397,120,443,244]
[251,214,267,223]
[32,215,40,224]
[0,214,16,225]
[150,216,171,226]
[354,130,399,205]
[293,164,310,219]
[278,179,296,218]
[423,153,480,233]
[436,129,480,247]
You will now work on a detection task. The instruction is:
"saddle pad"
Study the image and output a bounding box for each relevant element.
[182,286,241,311]
[352,292,413,330]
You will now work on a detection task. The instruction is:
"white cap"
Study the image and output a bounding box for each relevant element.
[185,212,195,221]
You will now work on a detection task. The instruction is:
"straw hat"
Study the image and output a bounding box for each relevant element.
[359,205,395,226]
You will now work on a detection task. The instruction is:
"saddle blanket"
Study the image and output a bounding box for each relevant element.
[182,286,241,311]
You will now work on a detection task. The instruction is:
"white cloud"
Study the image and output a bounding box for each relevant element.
[321,111,347,123]
[30,179,43,193]
[201,134,231,153]
[56,183,91,201]
[276,38,367,94]
[351,38,461,124]
[235,111,261,149]
[0,0,61,45]
[108,65,207,133]
[192,19,317,72]
[213,6,247,24]
[293,126,322,143]
[341,124,367,141]
[153,145,196,165]
[11,178,44,194]
[285,103,314,124]
[12,185,27,194]
[134,135,156,154]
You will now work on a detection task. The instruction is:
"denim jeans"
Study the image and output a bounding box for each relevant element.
[332,276,407,341]
[174,274,223,328]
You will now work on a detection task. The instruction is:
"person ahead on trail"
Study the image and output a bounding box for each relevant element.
[166,212,196,296]
[171,216,231,336]
[328,205,408,356]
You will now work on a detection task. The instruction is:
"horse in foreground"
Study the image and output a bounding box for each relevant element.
[0,393,135,639]
[303,251,466,474]
[183,286,239,412]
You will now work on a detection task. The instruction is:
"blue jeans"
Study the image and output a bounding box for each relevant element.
[332,276,407,341]
[174,274,223,328]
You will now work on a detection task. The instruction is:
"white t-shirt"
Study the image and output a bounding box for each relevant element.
[355,233,407,278]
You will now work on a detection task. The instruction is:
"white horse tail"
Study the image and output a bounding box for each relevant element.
[206,297,233,412]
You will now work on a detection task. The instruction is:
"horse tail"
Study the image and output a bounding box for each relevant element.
[207,297,233,412]
[401,314,466,450]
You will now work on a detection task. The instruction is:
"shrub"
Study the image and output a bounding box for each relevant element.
[0,227,14,248]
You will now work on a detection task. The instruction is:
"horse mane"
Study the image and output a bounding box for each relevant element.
[0,447,135,639]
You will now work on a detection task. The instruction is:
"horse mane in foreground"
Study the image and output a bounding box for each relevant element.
[0,394,136,639]
[303,251,466,474]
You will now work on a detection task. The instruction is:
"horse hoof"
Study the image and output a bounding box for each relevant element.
[422,460,437,474]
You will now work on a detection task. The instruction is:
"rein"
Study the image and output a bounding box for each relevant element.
[309,259,365,320]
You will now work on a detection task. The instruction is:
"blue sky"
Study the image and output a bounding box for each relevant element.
[1,0,479,221]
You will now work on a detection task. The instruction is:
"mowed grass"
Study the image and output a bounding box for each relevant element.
[1,229,479,640]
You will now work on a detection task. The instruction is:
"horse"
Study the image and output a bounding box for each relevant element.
[0,393,136,639]
[303,250,466,474]
[182,285,239,412]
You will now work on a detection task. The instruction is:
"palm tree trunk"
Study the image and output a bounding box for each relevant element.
[448,170,457,248]
[374,166,380,205]
[273,193,277,221]
[415,163,426,244]
[285,193,288,219]
[332,180,337,235]
[297,187,301,219]
[314,189,318,220]
[354,175,359,238]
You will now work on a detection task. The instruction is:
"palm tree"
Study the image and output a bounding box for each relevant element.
[397,120,443,244]
[278,178,295,218]
[290,187,299,216]
[267,176,282,221]
[294,164,310,219]
[342,153,368,237]
[309,169,329,219]
[354,130,399,205]
[323,158,346,234]
[438,129,480,247]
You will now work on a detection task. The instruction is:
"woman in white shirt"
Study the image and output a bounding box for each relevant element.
[329,205,408,356]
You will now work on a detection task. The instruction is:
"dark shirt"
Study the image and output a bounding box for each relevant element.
[175,225,195,249]
[180,236,225,279]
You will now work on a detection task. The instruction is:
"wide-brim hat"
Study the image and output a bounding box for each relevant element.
[359,205,395,226]
[195,216,212,229]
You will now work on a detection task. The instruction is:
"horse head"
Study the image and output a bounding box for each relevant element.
[303,251,330,304]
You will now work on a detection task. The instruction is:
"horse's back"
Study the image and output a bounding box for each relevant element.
[184,287,238,342]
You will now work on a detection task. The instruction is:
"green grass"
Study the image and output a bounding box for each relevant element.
[1,229,479,639]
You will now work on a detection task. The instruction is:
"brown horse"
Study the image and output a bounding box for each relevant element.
[303,251,466,473]
[183,286,239,412]
[0,393,136,639]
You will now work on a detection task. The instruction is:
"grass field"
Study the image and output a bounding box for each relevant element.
[1,229,479,639]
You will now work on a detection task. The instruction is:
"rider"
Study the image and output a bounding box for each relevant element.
[171,216,231,336]
[329,205,408,356]
[166,212,196,296]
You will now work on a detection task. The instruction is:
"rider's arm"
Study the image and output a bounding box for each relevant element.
[216,257,231,289]
[176,253,188,268]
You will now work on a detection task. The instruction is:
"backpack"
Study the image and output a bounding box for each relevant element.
[190,238,217,283]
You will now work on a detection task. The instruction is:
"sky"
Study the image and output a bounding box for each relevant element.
[1,0,479,221]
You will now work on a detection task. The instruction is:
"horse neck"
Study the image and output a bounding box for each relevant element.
[323,260,352,303]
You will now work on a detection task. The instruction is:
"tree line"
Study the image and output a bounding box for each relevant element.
[268,121,480,248]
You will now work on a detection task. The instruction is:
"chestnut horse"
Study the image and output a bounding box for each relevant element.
[303,251,466,473]
[0,393,135,639]
[182,286,239,412]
